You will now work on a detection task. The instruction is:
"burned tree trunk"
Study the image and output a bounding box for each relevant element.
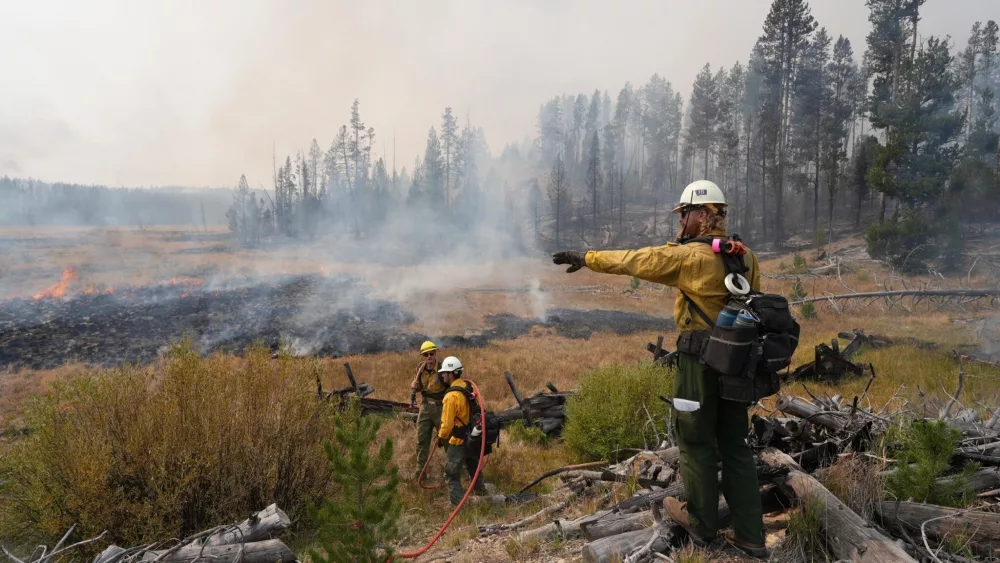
[759,448,918,563]
[776,395,847,432]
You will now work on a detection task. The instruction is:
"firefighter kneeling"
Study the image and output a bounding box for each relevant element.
[436,356,497,506]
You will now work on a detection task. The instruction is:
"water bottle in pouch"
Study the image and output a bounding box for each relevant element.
[733,310,757,329]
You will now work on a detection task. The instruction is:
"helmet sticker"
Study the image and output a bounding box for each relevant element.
[695,189,707,195]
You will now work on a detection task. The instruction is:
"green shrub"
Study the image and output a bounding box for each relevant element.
[886,420,979,507]
[507,420,549,446]
[563,362,673,461]
[309,402,401,563]
[791,253,808,274]
[0,340,341,547]
[865,212,937,272]
[628,276,641,291]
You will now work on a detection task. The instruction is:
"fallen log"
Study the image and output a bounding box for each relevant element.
[562,469,674,490]
[792,289,1000,305]
[581,486,789,563]
[516,510,613,543]
[580,512,653,541]
[146,539,295,563]
[876,501,1000,548]
[759,448,918,563]
[582,527,671,563]
[202,503,290,546]
[776,395,847,432]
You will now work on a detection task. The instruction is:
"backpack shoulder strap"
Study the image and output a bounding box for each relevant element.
[445,383,474,403]
[678,289,715,328]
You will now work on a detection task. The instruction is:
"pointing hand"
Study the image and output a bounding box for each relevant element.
[552,251,586,273]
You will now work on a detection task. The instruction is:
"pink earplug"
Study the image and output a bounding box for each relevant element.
[712,239,722,253]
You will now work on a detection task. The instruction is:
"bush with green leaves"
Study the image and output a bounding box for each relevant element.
[0,340,339,548]
[563,362,673,461]
[309,402,401,563]
[886,420,979,507]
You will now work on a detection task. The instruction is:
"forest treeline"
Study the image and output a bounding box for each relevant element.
[0,177,232,228]
[3,1,997,272]
[225,0,998,270]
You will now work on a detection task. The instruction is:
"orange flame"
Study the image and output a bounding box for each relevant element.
[34,267,79,299]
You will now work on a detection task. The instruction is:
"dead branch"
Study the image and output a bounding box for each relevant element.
[939,356,967,420]
[517,461,609,494]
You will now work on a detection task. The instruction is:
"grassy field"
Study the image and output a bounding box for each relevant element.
[2,226,1000,561]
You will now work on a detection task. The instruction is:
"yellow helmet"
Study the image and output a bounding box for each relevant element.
[420,340,438,354]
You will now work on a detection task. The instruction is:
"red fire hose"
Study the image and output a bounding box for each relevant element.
[389,380,489,561]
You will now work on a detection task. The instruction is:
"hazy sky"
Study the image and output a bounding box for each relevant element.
[1,0,996,187]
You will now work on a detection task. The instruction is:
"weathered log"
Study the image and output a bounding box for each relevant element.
[516,510,613,543]
[581,527,672,563]
[580,512,653,541]
[944,466,1000,493]
[776,395,847,432]
[505,371,534,427]
[759,448,917,563]
[145,539,295,563]
[93,546,125,563]
[792,288,1000,305]
[581,486,789,562]
[562,469,674,489]
[876,501,1000,547]
[202,504,291,546]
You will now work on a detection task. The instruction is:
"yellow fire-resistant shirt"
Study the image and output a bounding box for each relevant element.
[415,360,448,397]
[585,230,761,332]
[439,379,472,446]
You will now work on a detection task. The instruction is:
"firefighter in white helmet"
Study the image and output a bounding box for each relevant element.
[551,180,768,558]
[436,356,487,506]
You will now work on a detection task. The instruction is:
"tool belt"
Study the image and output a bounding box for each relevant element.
[676,329,780,404]
[421,390,446,403]
[676,330,711,356]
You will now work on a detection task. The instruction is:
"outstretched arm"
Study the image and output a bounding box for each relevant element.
[584,245,683,286]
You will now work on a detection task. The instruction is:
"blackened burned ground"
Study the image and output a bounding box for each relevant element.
[0,275,673,370]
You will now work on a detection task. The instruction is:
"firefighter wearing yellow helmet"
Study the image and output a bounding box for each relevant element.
[411,340,446,479]
[551,181,768,558]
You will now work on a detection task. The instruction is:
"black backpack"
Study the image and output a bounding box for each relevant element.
[680,235,801,403]
[445,382,502,455]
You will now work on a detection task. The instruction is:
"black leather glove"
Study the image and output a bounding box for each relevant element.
[552,251,587,273]
[437,436,449,449]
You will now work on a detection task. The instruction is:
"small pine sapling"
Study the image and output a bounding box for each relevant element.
[310,402,402,563]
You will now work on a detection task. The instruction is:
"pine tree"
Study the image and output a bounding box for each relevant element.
[586,131,602,237]
[309,404,401,563]
[441,107,459,207]
[309,139,323,198]
[423,128,445,206]
[865,0,926,223]
[792,27,831,235]
[823,35,858,238]
[547,153,569,246]
[757,0,817,243]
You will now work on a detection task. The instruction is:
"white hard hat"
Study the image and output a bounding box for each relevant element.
[673,180,727,213]
[438,356,464,374]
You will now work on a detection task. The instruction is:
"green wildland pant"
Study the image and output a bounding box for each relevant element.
[444,442,486,506]
[415,397,443,476]
[673,351,764,544]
